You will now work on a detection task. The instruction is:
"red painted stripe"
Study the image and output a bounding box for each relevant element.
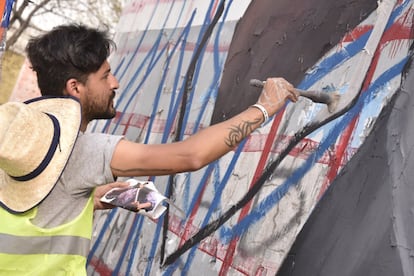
[178,175,210,247]
[115,41,231,56]
[342,25,373,43]
[219,109,286,275]
[318,8,414,197]
[210,0,219,20]
[89,256,114,276]
[0,0,5,24]
[318,117,358,198]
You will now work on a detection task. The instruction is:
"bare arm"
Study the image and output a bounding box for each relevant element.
[110,78,298,177]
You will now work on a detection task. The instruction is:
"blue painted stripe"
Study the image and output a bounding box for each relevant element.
[182,138,247,273]
[87,208,118,264]
[1,0,14,27]
[113,214,144,275]
[125,217,145,275]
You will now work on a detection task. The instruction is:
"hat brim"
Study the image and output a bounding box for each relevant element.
[0,96,81,213]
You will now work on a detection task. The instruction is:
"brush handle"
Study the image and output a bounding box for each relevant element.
[249,79,332,105]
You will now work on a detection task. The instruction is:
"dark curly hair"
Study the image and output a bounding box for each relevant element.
[26,24,116,96]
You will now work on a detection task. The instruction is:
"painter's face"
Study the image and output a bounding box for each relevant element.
[79,60,119,121]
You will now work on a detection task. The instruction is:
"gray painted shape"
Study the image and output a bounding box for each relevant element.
[211,0,377,124]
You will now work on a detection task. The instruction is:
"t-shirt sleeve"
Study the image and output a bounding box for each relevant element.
[61,132,124,196]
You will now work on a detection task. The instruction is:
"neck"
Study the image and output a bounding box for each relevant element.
[80,120,89,132]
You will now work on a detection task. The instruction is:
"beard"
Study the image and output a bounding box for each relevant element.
[93,108,116,120]
[84,91,117,121]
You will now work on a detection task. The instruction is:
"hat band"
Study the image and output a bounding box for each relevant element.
[11,113,61,182]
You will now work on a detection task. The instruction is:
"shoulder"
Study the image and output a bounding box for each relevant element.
[77,132,124,147]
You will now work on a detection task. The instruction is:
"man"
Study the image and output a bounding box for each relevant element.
[1,24,298,275]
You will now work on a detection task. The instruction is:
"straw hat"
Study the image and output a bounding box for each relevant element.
[0,96,81,213]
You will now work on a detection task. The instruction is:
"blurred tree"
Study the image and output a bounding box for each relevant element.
[6,0,124,53]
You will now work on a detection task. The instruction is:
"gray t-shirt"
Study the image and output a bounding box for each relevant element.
[32,132,123,228]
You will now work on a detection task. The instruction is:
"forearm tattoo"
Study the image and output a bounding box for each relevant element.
[224,118,262,147]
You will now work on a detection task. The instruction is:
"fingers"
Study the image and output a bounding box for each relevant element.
[288,88,299,103]
[132,201,153,212]
[94,181,130,211]
[265,77,298,102]
[132,201,145,212]
[256,77,297,116]
[107,181,130,189]
[94,182,129,200]
[132,201,141,212]
[263,78,286,103]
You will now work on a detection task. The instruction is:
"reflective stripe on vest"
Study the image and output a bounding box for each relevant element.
[0,193,94,275]
[0,233,90,255]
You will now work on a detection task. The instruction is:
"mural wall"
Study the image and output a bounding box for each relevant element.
[6,0,408,275]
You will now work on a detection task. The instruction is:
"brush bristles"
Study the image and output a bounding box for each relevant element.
[327,92,341,113]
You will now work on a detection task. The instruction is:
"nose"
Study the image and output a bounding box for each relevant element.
[110,73,119,90]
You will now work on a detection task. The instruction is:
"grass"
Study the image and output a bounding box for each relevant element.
[0,50,25,104]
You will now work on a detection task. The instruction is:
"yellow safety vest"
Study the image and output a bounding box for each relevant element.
[0,194,94,276]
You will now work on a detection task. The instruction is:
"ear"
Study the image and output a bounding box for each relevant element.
[65,78,80,98]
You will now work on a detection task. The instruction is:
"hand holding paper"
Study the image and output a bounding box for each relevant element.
[100,179,183,219]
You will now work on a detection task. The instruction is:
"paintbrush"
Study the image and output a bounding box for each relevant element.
[250,79,340,113]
